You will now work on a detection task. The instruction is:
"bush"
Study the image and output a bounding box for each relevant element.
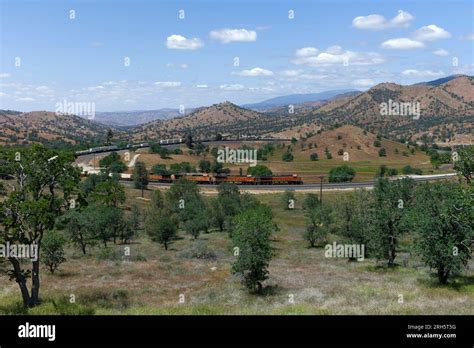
[378,148,387,157]
[373,140,381,148]
[328,165,356,182]
[177,240,217,260]
[41,231,66,274]
[282,151,294,162]
[151,164,169,175]
[247,165,272,176]
[310,153,318,161]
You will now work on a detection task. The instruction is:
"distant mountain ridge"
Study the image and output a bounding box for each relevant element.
[94,108,196,127]
[242,89,359,110]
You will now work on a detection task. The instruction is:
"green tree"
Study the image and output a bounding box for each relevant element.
[334,190,371,258]
[60,207,97,255]
[146,214,177,250]
[303,204,332,247]
[0,145,80,307]
[328,165,356,183]
[369,178,415,266]
[378,148,387,157]
[454,146,473,184]
[310,153,318,161]
[303,193,320,210]
[231,206,277,293]
[282,151,294,162]
[199,160,211,173]
[409,182,473,284]
[41,230,66,274]
[132,161,149,197]
[130,204,141,231]
[247,165,272,176]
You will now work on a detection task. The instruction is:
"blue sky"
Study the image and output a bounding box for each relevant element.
[1,0,473,111]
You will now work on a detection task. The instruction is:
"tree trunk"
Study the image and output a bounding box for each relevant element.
[164,241,168,250]
[9,257,31,308]
[438,267,449,284]
[81,243,87,255]
[30,247,41,307]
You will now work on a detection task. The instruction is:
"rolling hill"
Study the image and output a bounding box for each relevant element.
[311,75,474,143]
[0,111,117,146]
[131,101,275,141]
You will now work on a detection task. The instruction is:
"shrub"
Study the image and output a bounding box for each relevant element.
[328,165,356,182]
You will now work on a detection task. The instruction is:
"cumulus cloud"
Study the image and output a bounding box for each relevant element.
[220,84,245,91]
[154,81,182,88]
[352,10,414,30]
[0,73,11,78]
[381,38,425,49]
[295,47,319,57]
[402,69,445,77]
[381,24,451,50]
[166,35,204,50]
[209,28,257,43]
[433,48,450,56]
[233,67,274,77]
[412,25,451,42]
[196,84,208,88]
[292,46,385,66]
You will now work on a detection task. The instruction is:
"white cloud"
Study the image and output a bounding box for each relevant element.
[0,73,11,78]
[460,33,474,40]
[292,46,385,66]
[209,28,257,43]
[86,86,105,91]
[381,38,424,49]
[154,81,182,88]
[295,47,319,57]
[180,64,188,69]
[166,35,204,50]
[402,69,445,77]
[196,84,208,88]
[220,84,245,91]
[352,10,414,30]
[91,41,103,47]
[433,48,450,56]
[412,25,451,42]
[233,67,274,77]
[352,79,374,87]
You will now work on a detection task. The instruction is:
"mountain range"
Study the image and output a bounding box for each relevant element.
[1,75,472,146]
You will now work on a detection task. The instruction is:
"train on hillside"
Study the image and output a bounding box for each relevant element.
[86,172,303,185]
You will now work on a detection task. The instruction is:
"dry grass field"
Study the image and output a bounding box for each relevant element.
[0,188,472,315]
[84,126,451,183]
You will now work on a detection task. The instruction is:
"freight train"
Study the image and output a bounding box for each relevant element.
[87,172,303,185]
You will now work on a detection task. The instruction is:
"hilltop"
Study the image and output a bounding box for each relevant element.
[0,111,115,146]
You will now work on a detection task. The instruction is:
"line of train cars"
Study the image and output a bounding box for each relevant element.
[75,139,184,156]
[118,172,303,185]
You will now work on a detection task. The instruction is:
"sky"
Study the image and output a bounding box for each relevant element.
[0,0,473,112]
